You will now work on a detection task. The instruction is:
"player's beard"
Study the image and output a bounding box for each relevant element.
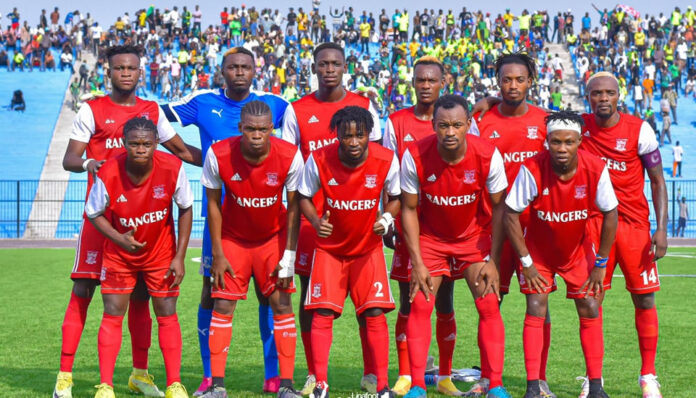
[502,96,525,108]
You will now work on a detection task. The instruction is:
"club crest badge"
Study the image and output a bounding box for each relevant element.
[575,185,587,199]
[365,174,377,188]
[615,138,627,151]
[266,172,279,186]
[463,170,476,184]
[312,283,322,298]
[153,184,166,199]
[86,251,99,265]
[527,126,539,139]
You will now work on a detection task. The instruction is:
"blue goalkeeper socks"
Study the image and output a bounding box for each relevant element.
[198,304,213,378]
[258,303,279,379]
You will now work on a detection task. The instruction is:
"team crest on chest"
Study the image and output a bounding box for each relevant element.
[575,185,587,199]
[527,126,539,139]
[614,138,627,151]
[153,184,166,199]
[312,283,322,298]
[266,172,279,186]
[463,170,476,184]
[365,174,377,188]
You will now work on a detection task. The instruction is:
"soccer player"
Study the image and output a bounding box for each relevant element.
[504,111,618,398]
[56,44,200,398]
[298,106,400,398]
[580,72,668,398]
[162,46,289,396]
[199,101,303,398]
[400,95,510,398]
[382,56,461,396]
[469,52,552,398]
[281,42,382,395]
[85,117,193,398]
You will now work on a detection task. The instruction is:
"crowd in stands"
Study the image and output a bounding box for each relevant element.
[0,5,695,121]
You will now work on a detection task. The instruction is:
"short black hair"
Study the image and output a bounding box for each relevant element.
[221,46,255,66]
[544,110,584,129]
[123,117,158,140]
[433,94,470,119]
[330,106,373,136]
[313,42,345,60]
[105,45,142,62]
[241,100,272,119]
[495,52,537,81]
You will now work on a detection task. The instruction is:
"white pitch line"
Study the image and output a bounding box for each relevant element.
[613,274,696,278]
[665,254,696,258]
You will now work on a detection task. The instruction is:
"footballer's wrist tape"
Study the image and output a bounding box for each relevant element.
[82,158,95,171]
[278,249,296,278]
[520,254,533,268]
[594,255,608,269]
[377,213,395,234]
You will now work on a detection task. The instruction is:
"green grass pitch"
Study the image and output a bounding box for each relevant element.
[1,247,695,397]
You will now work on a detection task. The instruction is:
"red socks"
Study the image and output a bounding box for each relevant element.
[436,312,456,377]
[98,313,124,385]
[311,313,334,384]
[395,312,410,376]
[60,292,91,372]
[157,314,182,385]
[209,311,233,378]
[475,293,505,389]
[635,307,659,375]
[301,331,315,375]
[540,320,551,380]
[523,314,545,380]
[128,298,152,370]
[407,293,435,389]
[360,325,375,376]
[365,315,390,391]
[579,315,604,379]
[274,313,297,381]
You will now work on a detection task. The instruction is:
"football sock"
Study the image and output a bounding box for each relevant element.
[259,304,279,379]
[273,313,297,381]
[359,325,375,375]
[301,331,315,375]
[209,311,233,379]
[407,293,435,389]
[540,320,551,380]
[579,315,604,379]
[523,314,545,380]
[365,314,390,391]
[635,307,659,375]
[98,313,124,386]
[475,293,505,389]
[60,292,91,372]
[395,312,410,376]
[311,313,334,384]
[197,305,213,378]
[436,311,456,377]
[157,314,182,385]
[128,298,151,370]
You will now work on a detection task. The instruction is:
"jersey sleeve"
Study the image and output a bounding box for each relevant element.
[70,104,95,143]
[285,148,304,191]
[173,164,194,209]
[270,94,290,128]
[400,149,420,194]
[164,92,199,126]
[281,105,300,145]
[637,121,659,155]
[382,118,397,152]
[467,118,480,136]
[595,166,619,212]
[157,107,178,143]
[486,148,508,193]
[85,177,109,218]
[385,153,401,196]
[298,154,321,197]
[505,164,538,212]
[368,101,383,141]
[200,147,223,189]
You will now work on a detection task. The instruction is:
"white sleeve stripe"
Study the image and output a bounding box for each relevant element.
[400,149,420,194]
[200,147,223,189]
[637,120,659,156]
[281,105,300,146]
[84,177,109,218]
[285,149,304,191]
[174,164,194,209]
[298,154,320,197]
[385,153,401,196]
[368,101,383,141]
[505,165,537,213]
[486,148,508,194]
[70,104,95,143]
[595,166,619,212]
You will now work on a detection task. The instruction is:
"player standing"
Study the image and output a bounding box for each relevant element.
[298,106,400,398]
[504,111,617,398]
[382,56,461,397]
[55,44,200,398]
[281,42,383,395]
[86,118,193,398]
[400,95,510,398]
[199,101,303,398]
[162,46,289,396]
[579,72,667,398]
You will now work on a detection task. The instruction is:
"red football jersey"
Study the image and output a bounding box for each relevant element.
[580,113,658,229]
[298,142,400,257]
[383,107,435,158]
[84,151,193,268]
[200,136,303,242]
[507,150,618,269]
[401,135,507,242]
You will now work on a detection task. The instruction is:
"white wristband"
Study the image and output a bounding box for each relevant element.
[376,213,394,235]
[82,158,95,171]
[278,249,296,278]
[520,254,533,268]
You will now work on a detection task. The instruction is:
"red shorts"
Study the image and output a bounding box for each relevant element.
[588,218,660,294]
[389,235,411,282]
[518,246,598,299]
[498,239,521,294]
[305,246,395,316]
[212,233,296,301]
[294,221,316,277]
[420,233,491,280]
[71,218,105,281]
[100,260,179,297]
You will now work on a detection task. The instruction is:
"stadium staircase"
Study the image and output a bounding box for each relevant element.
[547,43,585,111]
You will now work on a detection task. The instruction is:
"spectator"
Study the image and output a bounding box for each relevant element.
[676,197,689,237]
[9,90,25,112]
[59,48,74,73]
[550,86,562,110]
[659,95,672,146]
[672,141,684,178]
